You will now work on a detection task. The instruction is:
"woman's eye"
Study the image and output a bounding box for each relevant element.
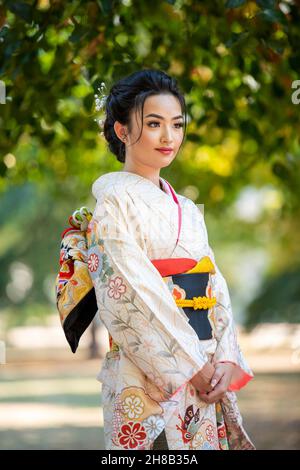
[147,121,183,128]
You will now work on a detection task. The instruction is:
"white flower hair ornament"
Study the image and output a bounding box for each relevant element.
[93,81,107,137]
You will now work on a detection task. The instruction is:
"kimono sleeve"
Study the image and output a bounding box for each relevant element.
[87,193,209,399]
[208,245,254,391]
[192,200,254,391]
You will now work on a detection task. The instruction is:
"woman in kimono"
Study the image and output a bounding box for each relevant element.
[87,69,255,450]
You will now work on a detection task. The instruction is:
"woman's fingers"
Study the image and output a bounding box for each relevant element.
[198,391,210,403]
[199,382,226,404]
[210,368,224,389]
[198,364,234,404]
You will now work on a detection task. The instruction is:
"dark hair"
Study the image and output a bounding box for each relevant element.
[103,69,187,163]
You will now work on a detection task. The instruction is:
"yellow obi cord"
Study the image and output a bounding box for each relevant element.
[175,296,216,310]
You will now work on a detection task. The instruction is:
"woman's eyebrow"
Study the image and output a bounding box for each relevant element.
[145,113,183,120]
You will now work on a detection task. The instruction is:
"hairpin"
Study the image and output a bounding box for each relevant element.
[93,81,107,136]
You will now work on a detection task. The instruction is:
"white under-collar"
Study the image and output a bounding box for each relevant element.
[159,177,172,196]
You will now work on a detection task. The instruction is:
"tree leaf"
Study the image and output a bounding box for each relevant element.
[225,0,246,8]
[6,1,33,23]
[255,0,276,8]
[225,31,249,48]
[257,8,287,25]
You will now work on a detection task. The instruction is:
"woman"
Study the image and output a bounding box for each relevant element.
[87,69,255,450]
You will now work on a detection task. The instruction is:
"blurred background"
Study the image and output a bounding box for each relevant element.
[0,0,299,450]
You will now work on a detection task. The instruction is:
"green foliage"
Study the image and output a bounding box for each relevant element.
[0,0,299,328]
[245,268,300,330]
[0,0,299,202]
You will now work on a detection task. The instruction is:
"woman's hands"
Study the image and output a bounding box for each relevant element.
[189,360,215,393]
[198,362,235,404]
[190,360,236,403]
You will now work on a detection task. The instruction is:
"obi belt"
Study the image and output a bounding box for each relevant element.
[55,206,216,353]
[109,256,216,353]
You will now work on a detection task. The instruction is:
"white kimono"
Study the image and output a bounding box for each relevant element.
[86,171,255,450]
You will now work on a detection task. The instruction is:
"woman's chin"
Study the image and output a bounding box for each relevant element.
[156,156,176,167]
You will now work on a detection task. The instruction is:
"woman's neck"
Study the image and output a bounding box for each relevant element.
[121,164,161,188]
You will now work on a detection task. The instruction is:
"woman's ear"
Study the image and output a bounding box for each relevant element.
[114,121,127,142]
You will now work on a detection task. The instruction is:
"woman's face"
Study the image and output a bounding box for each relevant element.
[117,93,184,172]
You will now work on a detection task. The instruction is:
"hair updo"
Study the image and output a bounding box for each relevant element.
[103,69,187,163]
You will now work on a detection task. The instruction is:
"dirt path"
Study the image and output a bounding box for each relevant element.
[1,351,299,450]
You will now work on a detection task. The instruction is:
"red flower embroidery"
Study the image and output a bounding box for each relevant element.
[108,276,126,299]
[172,285,186,300]
[118,421,147,449]
[205,424,215,442]
[218,424,227,440]
[88,253,99,273]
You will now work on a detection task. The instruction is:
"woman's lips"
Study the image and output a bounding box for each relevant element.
[156,149,173,155]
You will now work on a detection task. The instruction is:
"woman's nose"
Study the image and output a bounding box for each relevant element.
[161,127,173,142]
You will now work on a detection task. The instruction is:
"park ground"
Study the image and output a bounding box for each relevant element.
[0,325,299,450]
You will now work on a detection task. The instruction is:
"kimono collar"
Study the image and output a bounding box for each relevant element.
[92,171,182,248]
[160,177,182,248]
